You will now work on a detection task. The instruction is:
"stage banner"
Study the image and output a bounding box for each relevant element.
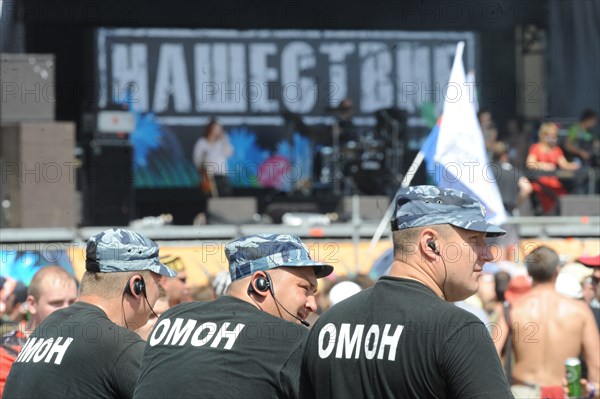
[95,28,477,189]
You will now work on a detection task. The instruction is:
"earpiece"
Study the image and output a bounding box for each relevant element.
[255,277,270,292]
[121,274,158,330]
[124,275,146,297]
[427,239,448,299]
[427,240,440,255]
[250,273,274,296]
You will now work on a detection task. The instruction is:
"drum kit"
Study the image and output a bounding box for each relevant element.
[284,102,406,196]
[316,130,390,195]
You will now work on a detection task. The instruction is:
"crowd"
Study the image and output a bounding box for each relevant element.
[1,185,599,399]
[480,108,599,216]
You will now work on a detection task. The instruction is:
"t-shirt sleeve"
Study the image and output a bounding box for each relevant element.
[279,341,305,399]
[527,143,539,158]
[567,125,578,141]
[441,320,513,399]
[554,146,565,159]
[112,340,145,399]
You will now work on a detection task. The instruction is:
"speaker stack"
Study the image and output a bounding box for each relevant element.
[83,138,134,226]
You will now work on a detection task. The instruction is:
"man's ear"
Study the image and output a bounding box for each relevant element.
[248,272,269,298]
[420,228,439,260]
[26,294,37,316]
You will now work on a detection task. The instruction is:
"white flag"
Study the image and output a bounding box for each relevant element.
[423,42,507,225]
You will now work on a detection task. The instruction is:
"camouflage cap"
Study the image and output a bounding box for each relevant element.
[225,233,334,282]
[85,228,177,277]
[390,185,505,237]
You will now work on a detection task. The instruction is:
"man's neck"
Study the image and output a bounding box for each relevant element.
[228,290,262,310]
[25,319,40,338]
[388,260,445,299]
[78,295,126,328]
[531,280,556,290]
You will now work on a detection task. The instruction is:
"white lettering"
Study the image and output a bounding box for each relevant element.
[318,323,337,359]
[210,322,245,350]
[281,41,316,113]
[16,337,38,362]
[100,31,477,129]
[194,43,247,112]
[20,338,44,362]
[318,323,404,361]
[44,337,74,365]
[335,323,364,359]
[111,44,149,110]
[397,45,430,113]
[249,43,279,112]
[376,324,403,361]
[149,319,171,346]
[364,325,380,360]
[319,43,355,105]
[16,337,74,364]
[190,322,217,347]
[165,318,198,345]
[153,44,192,112]
[32,338,54,363]
[359,42,393,112]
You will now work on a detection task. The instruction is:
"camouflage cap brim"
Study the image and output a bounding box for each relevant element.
[448,219,506,237]
[274,260,334,279]
[391,185,506,237]
[226,233,335,281]
[148,261,178,277]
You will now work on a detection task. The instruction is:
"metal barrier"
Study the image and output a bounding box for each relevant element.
[0,216,598,244]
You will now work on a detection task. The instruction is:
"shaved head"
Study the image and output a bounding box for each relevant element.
[27,266,78,327]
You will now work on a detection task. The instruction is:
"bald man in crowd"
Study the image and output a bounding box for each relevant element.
[507,246,599,399]
[1,266,78,395]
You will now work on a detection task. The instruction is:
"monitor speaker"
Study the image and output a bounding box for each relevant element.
[341,196,389,221]
[263,201,319,224]
[207,197,258,224]
[83,139,134,226]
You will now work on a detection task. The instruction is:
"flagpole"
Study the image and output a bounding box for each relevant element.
[368,41,465,253]
[367,150,426,253]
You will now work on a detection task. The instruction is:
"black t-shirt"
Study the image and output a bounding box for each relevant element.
[134,296,308,399]
[3,302,145,399]
[301,277,513,399]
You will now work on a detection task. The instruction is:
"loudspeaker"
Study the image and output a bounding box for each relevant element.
[207,197,258,224]
[341,196,389,221]
[559,195,600,216]
[0,122,77,227]
[1,54,55,123]
[84,138,134,226]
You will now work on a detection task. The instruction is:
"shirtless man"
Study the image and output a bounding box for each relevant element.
[508,246,599,399]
